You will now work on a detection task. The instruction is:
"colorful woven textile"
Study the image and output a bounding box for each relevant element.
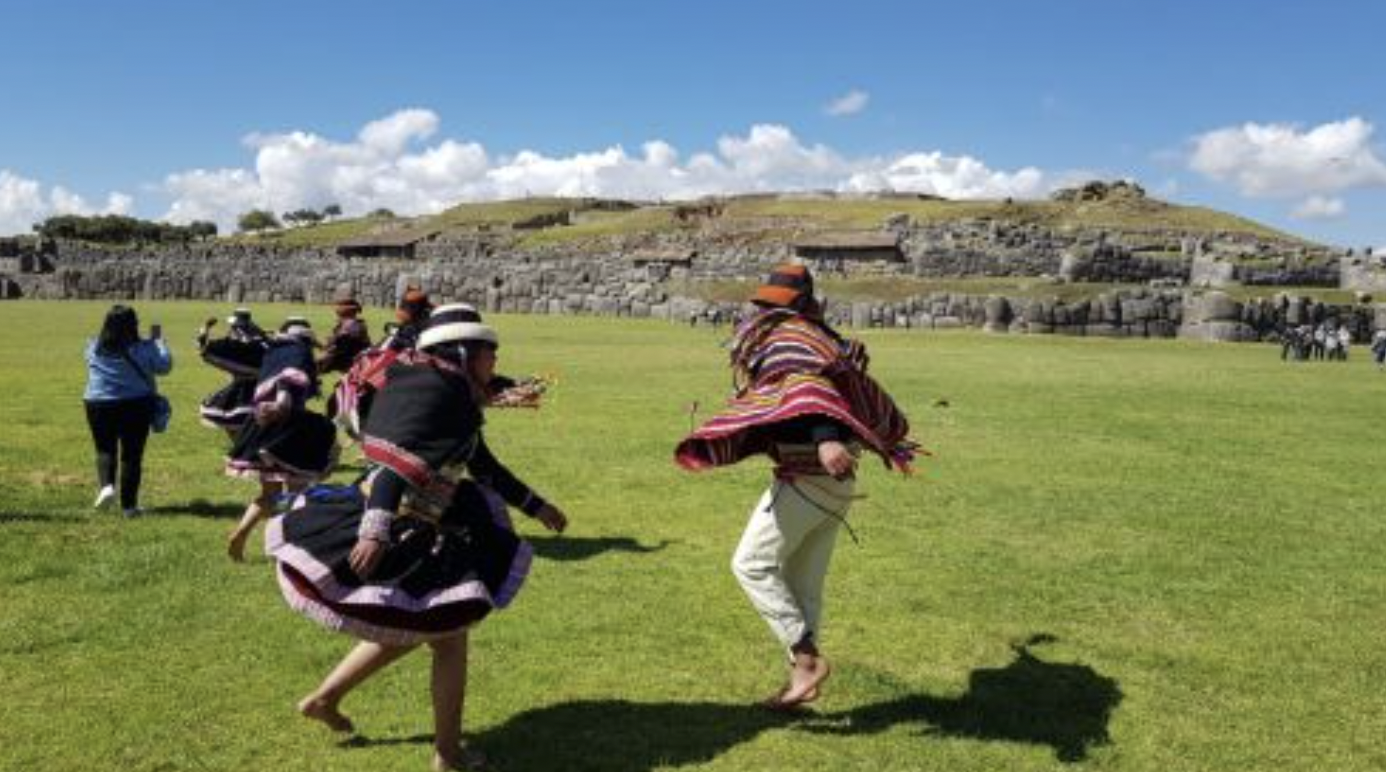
[676,309,917,472]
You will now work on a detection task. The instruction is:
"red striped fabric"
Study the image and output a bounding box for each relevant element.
[676,311,918,473]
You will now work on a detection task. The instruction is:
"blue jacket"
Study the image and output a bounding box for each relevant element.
[84,339,173,402]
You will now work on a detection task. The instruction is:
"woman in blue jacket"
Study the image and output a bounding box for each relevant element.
[83,305,172,516]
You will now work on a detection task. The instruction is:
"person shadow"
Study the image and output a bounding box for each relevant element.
[527,536,671,563]
[803,633,1122,763]
[145,498,245,519]
[444,634,1120,771]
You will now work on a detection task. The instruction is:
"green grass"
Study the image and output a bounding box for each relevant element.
[206,195,1315,251]
[224,216,402,248]
[717,197,1305,244]
[2,302,1385,771]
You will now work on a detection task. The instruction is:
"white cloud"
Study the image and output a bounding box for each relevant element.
[843,152,1047,199]
[1291,194,1346,220]
[0,170,131,235]
[1188,117,1386,198]
[825,89,870,117]
[158,109,1075,232]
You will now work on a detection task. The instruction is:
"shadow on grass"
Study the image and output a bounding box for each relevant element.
[529,536,672,562]
[804,634,1123,763]
[449,634,1119,771]
[0,510,83,525]
[146,498,244,519]
[338,732,434,749]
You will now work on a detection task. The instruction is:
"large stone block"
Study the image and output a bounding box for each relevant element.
[1179,320,1256,342]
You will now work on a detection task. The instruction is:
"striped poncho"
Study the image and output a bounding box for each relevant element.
[675,308,917,473]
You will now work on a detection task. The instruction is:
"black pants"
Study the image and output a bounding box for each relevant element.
[84,397,154,509]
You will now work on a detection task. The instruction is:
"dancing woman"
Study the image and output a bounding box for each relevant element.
[196,308,268,438]
[267,304,568,771]
[225,317,338,561]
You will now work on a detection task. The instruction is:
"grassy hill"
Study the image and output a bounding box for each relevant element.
[226,190,1316,252]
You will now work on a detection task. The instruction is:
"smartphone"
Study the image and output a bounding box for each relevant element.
[150,323,163,339]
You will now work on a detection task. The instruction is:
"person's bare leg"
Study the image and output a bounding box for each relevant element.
[227,481,277,561]
[299,640,416,733]
[430,632,485,771]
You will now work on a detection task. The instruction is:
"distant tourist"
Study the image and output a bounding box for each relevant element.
[83,304,172,517]
[224,317,338,561]
[1325,325,1343,361]
[1372,330,1386,370]
[1336,324,1352,362]
[1279,327,1298,361]
[266,305,568,771]
[676,263,917,711]
[196,308,268,439]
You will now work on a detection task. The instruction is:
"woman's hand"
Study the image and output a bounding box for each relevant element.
[535,503,568,534]
[255,391,293,426]
[817,440,857,479]
[349,537,386,579]
[255,400,288,426]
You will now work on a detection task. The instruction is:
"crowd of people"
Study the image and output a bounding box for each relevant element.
[76,268,919,769]
[1279,322,1359,362]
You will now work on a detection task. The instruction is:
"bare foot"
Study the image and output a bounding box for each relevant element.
[226,528,250,562]
[298,696,354,733]
[765,655,830,711]
[433,743,488,771]
[760,684,819,712]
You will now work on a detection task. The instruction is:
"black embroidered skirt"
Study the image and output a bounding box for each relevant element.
[199,379,257,429]
[225,410,338,484]
[265,481,532,645]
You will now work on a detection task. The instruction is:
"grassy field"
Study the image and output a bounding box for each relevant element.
[1,301,1384,771]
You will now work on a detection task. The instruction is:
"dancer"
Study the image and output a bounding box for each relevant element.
[317,292,372,375]
[83,304,172,516]
[196,308,268,438]
[328,289,432,438]
[267,303,568,771]
[676,263,916,711]
[225,317,338,561]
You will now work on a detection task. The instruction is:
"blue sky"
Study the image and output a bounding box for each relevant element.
[0,0,1382,247]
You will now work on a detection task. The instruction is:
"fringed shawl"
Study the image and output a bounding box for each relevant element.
[676,308,916,472]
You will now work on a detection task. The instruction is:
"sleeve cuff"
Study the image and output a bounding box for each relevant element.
[810,422,845,444]
[358,508,394,542]
[519,491,547,517]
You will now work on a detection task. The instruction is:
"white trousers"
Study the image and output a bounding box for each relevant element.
[731,474,855,654]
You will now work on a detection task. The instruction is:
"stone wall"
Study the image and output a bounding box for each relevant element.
[2,235,1378,341]
[1340,252,1386,293]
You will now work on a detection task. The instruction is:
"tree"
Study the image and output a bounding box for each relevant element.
[322,204,343,220]
[283,208,325,228]
[238,209,281,233]
[32,214,215,245]
[188,221,219,240]
[368,208,396,219]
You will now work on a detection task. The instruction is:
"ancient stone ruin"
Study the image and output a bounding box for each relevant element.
[2,193,1382,343]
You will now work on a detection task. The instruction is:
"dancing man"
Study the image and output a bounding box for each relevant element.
[676,262,916,711]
